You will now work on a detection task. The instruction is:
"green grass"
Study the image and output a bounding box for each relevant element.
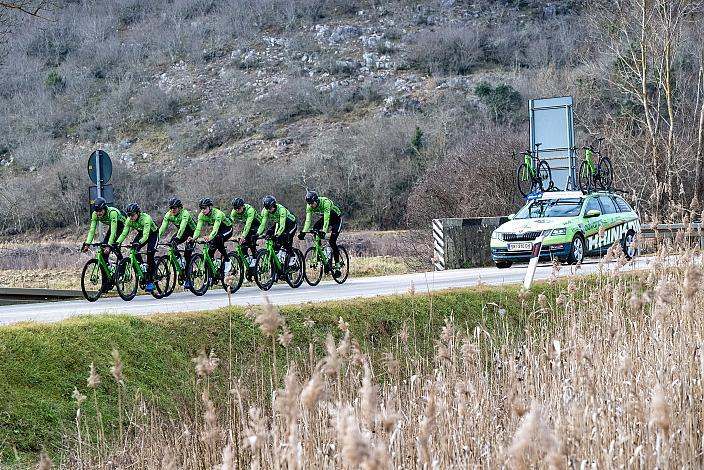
[0,283,567,464]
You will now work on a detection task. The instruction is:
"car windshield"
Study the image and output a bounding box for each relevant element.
[514,198,583,219]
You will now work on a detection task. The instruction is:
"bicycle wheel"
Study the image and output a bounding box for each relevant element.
[222,252,244,294]
[116,259,138,301]
[537,160,552,192]
[187,253,210,296]
[597,157,613,190]
[578,160,592,193]
[254,250,275,291]
[284,249,304,288]
[303,247,324,286]
[516,163,532,197]
[81,259,103,302]
[151,256,171,299]
[332,246,350,284]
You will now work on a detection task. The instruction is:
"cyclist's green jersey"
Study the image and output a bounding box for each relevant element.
[257,204,296,237]
[303,196,341,232]
[193,207,232,239]
[159,208,197,238]
[85,207,126,245]
[229,204,261,238]
[117,213,158,245]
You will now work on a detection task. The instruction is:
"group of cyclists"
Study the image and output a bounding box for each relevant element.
[82,191,343,294]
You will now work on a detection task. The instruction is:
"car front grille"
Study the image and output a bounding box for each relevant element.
[503,231,542,242]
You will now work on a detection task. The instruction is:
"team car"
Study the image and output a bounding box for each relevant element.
[490,191,640,268]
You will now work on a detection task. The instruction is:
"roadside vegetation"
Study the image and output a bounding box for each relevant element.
[3,241,703,467]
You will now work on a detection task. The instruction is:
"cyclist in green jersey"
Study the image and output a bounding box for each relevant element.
[82,196,126,261]
[189,197,234,273]
[298,191,343,267]
[116,202,159,292]
[230,196,261,261]
[257,195,297,255]
[159,197,197,288]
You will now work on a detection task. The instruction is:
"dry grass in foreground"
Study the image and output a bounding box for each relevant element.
[39,244,704,468]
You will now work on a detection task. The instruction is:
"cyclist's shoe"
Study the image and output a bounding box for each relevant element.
[245,269,253,282]
[145,282,156,292]
[184,280,192,289]
[323,264,331,274]
[223,259,232,273]
[334,269,342,277]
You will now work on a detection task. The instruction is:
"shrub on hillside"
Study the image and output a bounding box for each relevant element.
[406,127,524,226]
[408,26,483,75]
[132,87,182,125]
[474,82,522,124]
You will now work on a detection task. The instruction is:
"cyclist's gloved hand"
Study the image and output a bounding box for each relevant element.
[131,242,141,250]
[81,243,88,252]
[319,232,326,240]
[297,232,305,240]
[170,236,179,246]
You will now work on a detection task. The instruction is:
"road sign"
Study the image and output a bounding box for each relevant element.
[87,150,112,184]
[88,184,114,207]
[529,97,576,191]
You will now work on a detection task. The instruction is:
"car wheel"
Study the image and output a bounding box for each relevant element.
[622,231,637,260]
[567,234,584,265]
[495,261,512,269]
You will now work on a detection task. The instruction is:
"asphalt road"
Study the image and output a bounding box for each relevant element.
[0,258,651,325]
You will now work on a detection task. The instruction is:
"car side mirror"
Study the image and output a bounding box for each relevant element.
[585,210,601,218]
[508,213,515,220]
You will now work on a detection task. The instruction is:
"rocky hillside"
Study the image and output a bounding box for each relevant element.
[14,0,701,236]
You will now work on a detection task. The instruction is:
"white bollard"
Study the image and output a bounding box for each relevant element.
[523,236,544,290]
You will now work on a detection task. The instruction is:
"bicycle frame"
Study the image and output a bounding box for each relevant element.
[196,242,219,276]
[523,152,537,178]
[127,247,145,279]
[88,243,115,280]
[167,245,184,277]
[259,237,285,272]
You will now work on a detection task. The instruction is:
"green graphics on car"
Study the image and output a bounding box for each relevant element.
[490,191,640,269]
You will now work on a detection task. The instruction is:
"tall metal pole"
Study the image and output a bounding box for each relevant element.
[96,151,103,239]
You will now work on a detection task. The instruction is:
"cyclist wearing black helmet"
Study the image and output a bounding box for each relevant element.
[116,202,159,292]
[189,197,234,273]
[230,197,262,260]
[256,195,297,255]
[159,197,197,287]
[82,196,126,261]
[299,190,343,267]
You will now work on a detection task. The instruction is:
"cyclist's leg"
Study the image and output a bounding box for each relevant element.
[329,214,343,264]
[212,226,233,261]
[145,230,158,282]
[132,234,145,265]
[177,227,195,267]
[244,230,258,258]
[282,220,297,255]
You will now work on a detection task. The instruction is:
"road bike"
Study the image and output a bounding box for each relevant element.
[515,142,553,197]
[115,245,170,301]
[253,235,304,291]
[578,138,613,192]
[226,238,257,287]
[301,229,349,286]
[187,241,242,296]
[81,243,118,302]
[156,240,195,297]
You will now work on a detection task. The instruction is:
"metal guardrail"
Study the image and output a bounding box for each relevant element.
[0,288,85,306]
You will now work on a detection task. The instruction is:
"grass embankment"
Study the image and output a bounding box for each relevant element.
[0,283,562,464]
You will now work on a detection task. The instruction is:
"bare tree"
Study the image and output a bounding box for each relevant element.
[0,1,53,18]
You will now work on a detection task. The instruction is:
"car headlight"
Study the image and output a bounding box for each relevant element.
[491,231,503,241]
[550,228,567,236]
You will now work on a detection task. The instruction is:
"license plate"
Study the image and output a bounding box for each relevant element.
[507,242,532,251]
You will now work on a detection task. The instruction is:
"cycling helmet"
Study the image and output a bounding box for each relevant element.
[231,197,245,209]
[262,195,277,209]
[168,197,182,209]
[199,197,213,209]
[93,197,107,211]
[125,202,140,215]
[305,190,319,205]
